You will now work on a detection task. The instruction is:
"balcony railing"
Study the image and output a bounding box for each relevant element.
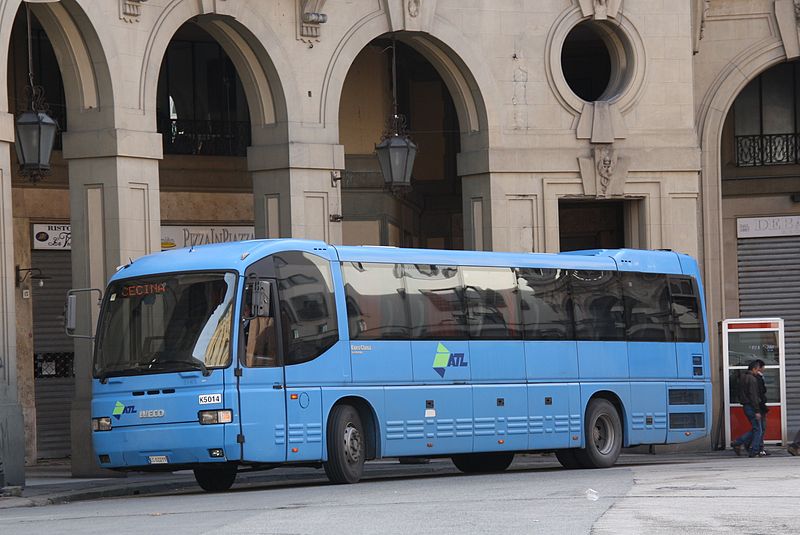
[158,118,251,157]
[735,133,799,167]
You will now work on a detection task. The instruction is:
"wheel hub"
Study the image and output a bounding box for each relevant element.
[592,414,615,455]
[343,424,362,464]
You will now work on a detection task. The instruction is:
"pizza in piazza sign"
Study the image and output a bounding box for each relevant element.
[32,224,255,251]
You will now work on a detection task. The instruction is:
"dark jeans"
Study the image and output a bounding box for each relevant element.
[733,404,763,455]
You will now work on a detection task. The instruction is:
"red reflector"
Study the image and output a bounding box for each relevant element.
[426,443,433,448]
[291,447,299,453]
[290,394,299,400]
[498,439,505,445]
[729,322,779,330]
[684,432,692,437]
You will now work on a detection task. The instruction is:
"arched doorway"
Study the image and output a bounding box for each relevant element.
[338,36,464,249]
[155,20,256,248]
[6,5,73,464]
[718,59,800,447]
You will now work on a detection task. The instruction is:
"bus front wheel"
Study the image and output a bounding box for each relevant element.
[324,404,365,484]
[452,452,514,474]
[193,463,237,492]
[575,398,622,468]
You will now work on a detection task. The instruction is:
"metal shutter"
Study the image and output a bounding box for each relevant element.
[31,250,74,459]
[737,236,800,441]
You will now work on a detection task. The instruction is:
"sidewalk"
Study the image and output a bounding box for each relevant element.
[0,459,202,509]
[0,448,790,510]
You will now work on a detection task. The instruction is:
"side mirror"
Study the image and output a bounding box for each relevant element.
[244,279,271,320]
[65,288,103,339]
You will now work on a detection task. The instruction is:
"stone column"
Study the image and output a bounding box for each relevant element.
[0,112,26,487]
[62,129,162,477]
[249,142,344,243]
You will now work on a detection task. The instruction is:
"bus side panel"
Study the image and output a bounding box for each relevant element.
[321,387,385,462]
[666,382,711,444]
[579,383,631,447]
[470,341,525,382]
[578,341,628,380]
[524,341,578,381]
[383,385,472,456]
[676,342,706,380]
[473,385,527,452]
[285,387,323,461]
[411,341,471,382]
[628,342,677,379]
[527,383,572,450]
[350,341,413,384]
[627,382,667,445]
[284,341,351,386]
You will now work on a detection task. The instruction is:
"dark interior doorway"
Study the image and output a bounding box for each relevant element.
[559,200,625,251]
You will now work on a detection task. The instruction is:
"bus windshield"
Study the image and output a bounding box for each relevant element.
[94,272,237,378]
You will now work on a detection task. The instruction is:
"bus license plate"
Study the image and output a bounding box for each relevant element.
[148,455,168,465]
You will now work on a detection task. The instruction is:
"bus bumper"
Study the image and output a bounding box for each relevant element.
[92,422,235,469]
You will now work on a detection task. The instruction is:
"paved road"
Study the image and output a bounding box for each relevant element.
[1,453,798,534]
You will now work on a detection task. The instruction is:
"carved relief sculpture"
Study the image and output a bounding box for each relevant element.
[578,144,629,198]
[408,0,420,18]
[298,0,328,42]
[120,0,148,23]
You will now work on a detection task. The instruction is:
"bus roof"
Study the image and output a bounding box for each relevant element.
[109,239,692,283]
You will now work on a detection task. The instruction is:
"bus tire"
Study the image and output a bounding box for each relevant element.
[575,398,622,468]
[324,404,365,484]
[193,463,237,492]
[452,452,514,474]
[555,449,583,469]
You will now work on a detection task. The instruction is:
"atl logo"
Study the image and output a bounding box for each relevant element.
[432,343,468,378]
[112,401,137,420]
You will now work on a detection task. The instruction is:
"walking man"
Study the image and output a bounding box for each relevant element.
[731,360,765,458]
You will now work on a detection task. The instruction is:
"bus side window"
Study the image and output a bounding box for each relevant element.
[274,251,339,365]
[570,270,625,341]
[404,264,467,340]
[516,268,574,341]
[462,267,520,340]
[621,272,673,342]
[342,262,409,340]
[669,276,704,343]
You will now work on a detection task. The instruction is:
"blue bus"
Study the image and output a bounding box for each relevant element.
[79,239,710,491]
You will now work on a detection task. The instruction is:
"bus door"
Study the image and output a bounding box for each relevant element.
[237,276,287,463]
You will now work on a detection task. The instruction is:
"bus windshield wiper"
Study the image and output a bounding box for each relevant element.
[149,358,211,376]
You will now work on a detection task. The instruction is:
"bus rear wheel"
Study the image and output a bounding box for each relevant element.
[575,398,622,468]
[452,452,514,474]
[193,463,237,492]
[324,404,365,484]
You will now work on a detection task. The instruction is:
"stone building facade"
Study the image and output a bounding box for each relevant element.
[0,0,798,481]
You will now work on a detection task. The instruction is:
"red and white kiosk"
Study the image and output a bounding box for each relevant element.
[723,318,787,445]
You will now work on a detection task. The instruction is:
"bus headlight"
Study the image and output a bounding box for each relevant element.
[198,409,233,425]
[92,417,112,432]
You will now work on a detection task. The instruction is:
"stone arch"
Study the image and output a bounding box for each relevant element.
[697,38,787,322]
[0,0,113,125]
[139,0,296,141]
[322,11,500,148]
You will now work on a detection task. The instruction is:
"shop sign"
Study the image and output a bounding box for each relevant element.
[32,224,255,251]
[161,225,255,250]
[737,216,800,238]
[32,224,71,250]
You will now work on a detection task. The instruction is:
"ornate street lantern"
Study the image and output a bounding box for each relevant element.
[15,3,58,183]
[375,36,417,192]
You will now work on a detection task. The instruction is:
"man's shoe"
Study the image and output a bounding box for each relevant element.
[758,450,768,457]
[731,442,743,456]
[748,452,760,458]
[788,443,799,456]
